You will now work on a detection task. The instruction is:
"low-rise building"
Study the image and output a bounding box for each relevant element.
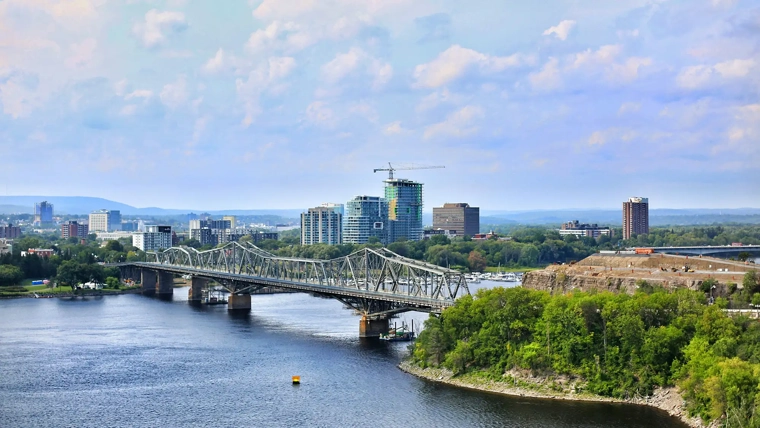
[96,231,134,242]
[423,229,458,240]
[61,221,89,239]
[0,239,12,255]
[22,248,54,257]
[559,220,613,239]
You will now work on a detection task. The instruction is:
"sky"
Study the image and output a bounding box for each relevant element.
[0,0,758,211]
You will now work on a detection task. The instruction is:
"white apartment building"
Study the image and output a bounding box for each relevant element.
[132,225,172,251]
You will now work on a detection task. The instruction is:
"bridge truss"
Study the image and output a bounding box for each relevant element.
[146,242,469,317]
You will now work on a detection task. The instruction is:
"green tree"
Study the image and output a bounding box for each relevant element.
[105,277,120,289]
[0,264,24,286]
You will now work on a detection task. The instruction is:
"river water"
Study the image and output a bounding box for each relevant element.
[0,281,688,428]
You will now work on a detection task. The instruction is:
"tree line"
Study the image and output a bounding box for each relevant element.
[413,275,760,426]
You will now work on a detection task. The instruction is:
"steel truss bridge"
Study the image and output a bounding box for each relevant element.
[130,242,469,319]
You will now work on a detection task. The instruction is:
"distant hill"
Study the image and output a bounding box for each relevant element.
[0,196,302,218]
[1,196,757,226]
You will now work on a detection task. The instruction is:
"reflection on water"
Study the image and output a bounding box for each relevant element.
[0,283,687,428]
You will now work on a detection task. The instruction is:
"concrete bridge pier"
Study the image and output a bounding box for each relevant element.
[188,277,207,302]
[141,269,157,295]
[228,293,251,311]
[359,316,389,338]
[158,271,174,296]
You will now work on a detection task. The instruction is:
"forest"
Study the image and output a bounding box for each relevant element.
[412,279,760,427]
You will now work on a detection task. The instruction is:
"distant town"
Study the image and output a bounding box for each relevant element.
[0,168,658,256]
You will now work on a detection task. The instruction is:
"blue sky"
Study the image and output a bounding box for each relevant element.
[1,0,758,211]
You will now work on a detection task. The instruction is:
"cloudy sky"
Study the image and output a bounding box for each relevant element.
[1,0,758,211]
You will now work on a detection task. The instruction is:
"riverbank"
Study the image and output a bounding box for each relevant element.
[0,288,143,299]
[398,361,715,428]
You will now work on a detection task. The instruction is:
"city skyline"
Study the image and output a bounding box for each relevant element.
[1,1,758,210]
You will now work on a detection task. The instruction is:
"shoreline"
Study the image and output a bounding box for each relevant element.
[398,361,714,428]
[0,288,143,299]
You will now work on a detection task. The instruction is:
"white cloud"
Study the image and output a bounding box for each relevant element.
[609,57,652,83]
[713,59,755,78]
[383,121,408,135]
[572,45,622,68]
[65,38,97,69]
[529,58,561,91]
[423,105,484,140]
[588,131,606,146]
[306,101,336,127]
[133,9,187,48]
[235,57,297,126]
[543,20,576,41]
[201,49,231,74]
[416,88,462,112]
[125,89,153,101]
[413,45,529,88]
[676,59,755,89]
[321,47,393,90]
[245,20,321,55]
[160,75,188,109]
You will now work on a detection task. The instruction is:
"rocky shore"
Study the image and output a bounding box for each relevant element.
[398,361,716,428]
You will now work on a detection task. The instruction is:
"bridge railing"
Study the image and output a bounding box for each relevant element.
[148,242,469,302]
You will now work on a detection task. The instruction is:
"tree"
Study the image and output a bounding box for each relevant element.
[105,277,120,289]
[467,251,487,272]
[104,240,124,252]
[743,271,759,294]
[182,238,202,249]
[0,265,24,286]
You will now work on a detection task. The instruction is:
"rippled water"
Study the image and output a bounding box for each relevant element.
[0,284,688,428]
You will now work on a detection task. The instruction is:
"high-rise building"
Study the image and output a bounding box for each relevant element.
[384,178,423,242]
[189,219,232,246]
[319,203,345,217]
[623,197,649,239]
[301,207,342,245]
[88,210,122,232]
[433,203,480,237]
[343,196,389,245]
[0,223,21,239]
[61,221,89,239]
[132,225,172,251]
[223,216,237,230]
[34,201,54,226]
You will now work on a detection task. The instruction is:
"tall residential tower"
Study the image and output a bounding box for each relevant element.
[384,178,423,242]
[301,206,342,245]
[623,197,649,239]
[343,196,389,245]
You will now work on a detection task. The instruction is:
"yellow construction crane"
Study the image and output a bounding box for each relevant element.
[373,163,445,180]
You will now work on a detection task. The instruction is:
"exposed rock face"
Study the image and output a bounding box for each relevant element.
[522,254,756,295]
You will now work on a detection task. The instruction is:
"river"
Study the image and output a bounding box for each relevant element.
[0,281,688,428]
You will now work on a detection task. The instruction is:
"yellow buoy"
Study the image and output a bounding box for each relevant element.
[292,376,300,384]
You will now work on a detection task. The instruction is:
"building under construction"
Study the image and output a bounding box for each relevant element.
[384,178,424,242]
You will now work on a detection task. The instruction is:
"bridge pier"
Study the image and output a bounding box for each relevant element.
[228,294,251,311]
[158,271,174,296]
[141,269,157,295]
[188,277,207,302]
[359,316,389,338]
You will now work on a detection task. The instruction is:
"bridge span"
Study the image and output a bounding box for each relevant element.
[114,242,469,337]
